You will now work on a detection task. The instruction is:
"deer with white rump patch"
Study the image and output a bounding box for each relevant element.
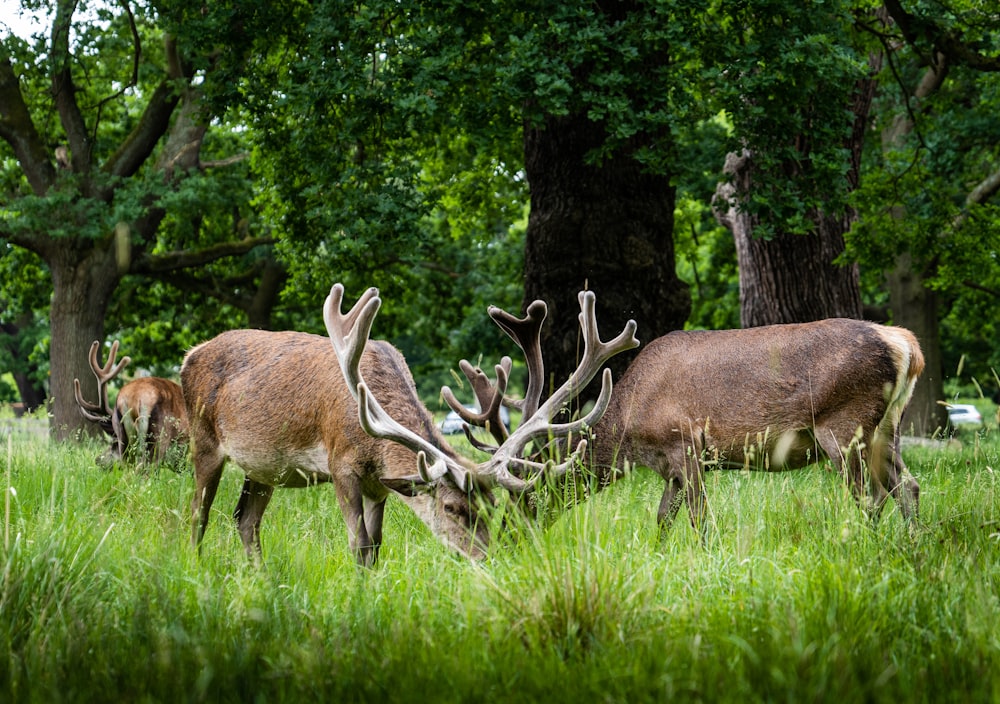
[448,310,924,532]
[181,284,638,566]
[74,340,188,466]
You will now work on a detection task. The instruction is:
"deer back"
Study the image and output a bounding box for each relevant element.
[115,377,188,444]
[594,318,924,472]
[181,329,461,487]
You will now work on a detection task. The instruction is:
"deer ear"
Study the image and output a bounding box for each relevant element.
[380,475,432,497]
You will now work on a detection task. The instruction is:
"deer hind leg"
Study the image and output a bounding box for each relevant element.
[135,410,152,465]
[148,409,169,465]
[869,423,919,521]
[190,440,226,551]
[816,423,884,520]
[233,478,274,562]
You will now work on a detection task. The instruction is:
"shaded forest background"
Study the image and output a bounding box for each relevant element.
[1,0,999,438]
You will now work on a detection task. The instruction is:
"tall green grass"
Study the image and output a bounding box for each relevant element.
[1,430,998,702]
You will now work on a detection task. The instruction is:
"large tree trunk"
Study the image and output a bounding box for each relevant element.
[522,113,691,401]
[880,59,950,437]
[47,240,121,440]
[247,259,288,330]
[714,151,863,327]
[888,254,947,435]
[0,319,47,412]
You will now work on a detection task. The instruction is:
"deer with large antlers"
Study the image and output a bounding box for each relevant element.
[74,341,188,466]
[181,284,638,566]
[446,302,924,533]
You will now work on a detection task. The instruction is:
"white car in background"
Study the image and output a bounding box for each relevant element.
[439,405,511,435]
[947,403,983,428]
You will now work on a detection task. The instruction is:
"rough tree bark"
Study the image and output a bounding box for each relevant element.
[522,112,691,401]
[713,150,863,327]
[711,50,880,328]
[888,253,944,434]
[45,236,124,437]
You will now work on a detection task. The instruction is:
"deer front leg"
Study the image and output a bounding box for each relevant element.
[334,475,378,567]
[656,476,684,533]
[233,478,275,562]
[889,461,919,522]
[363,495,387,564]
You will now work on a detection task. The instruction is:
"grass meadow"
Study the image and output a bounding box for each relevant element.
[1,417,999,703]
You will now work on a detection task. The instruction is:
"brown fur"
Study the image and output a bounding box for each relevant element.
[587,318,924,530]
[111,377,188,464]
[74,340,187,466]
[181,329,492,566]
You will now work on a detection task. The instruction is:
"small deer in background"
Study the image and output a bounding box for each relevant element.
[180,283,638,566]
[74,341,188,466]
[446,304,924,533]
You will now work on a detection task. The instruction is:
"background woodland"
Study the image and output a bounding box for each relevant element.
[2,0,999,437]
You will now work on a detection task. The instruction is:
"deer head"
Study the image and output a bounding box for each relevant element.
[74,340,187,466]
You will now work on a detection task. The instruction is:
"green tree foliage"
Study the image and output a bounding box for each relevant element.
[0,1,293,434]
[849,0,1000,391]
[711,0,873,232]
[233,1,728,390]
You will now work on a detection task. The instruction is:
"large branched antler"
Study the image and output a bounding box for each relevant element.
[326,283,639,495]
[441,357,512,449]
[73,340,131,431]
[474,290,640,487]
[324,284,477,492]
[440,299,547,450]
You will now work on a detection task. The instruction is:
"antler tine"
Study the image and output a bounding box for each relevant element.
[357,382,474,492]
[488,299,546,421]
[325,284,476,493]
[73,377,107,423]
[90,340,131,384]
[323,283,382,403]
[524,291,637,432]
[441,357,512,445]
[501,437,590,493]
[75,340,130,425]
[471,290,638,491]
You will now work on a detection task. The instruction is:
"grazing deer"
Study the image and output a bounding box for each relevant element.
[181,284,638,566]
[446,305,924,533]
[73,341,188,466]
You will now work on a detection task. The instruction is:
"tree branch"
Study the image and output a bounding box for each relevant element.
[101,80,182,180]
[962,280,1000,299]
[0,55,56,195]
[102,32,191,181]
[946,164,1000,234]
[51,0,93,173]
[92,0,142,135]
[201,153,249,169]
[883,0,1000,72]
[131,236,276,274]
[966,166,1000,208]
